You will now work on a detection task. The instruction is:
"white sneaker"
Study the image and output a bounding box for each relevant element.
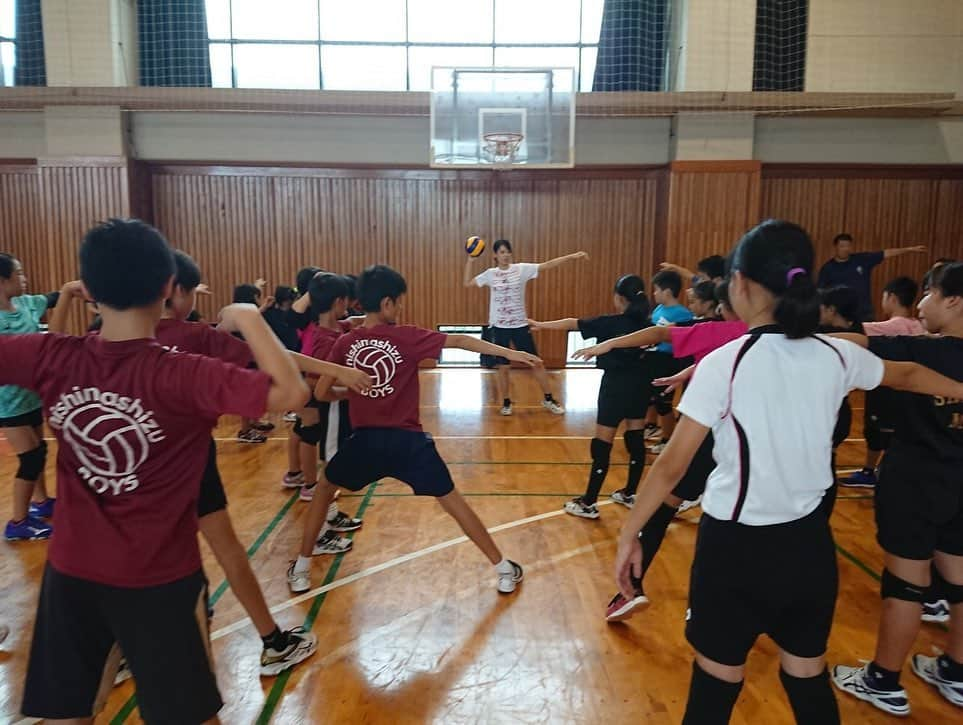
[114,657,132,686]
[287,562,311,593]
[648,441,668,454]
[643,424,662,440]
[832,663,910,716]
[542,398,565,415]
[497,560,524,594]
[312,530,353,556]
[281,471,304,488]
[676,496,703,515]
[282,411,298,423]
[921,599,950,623]
[911,654,963,707]
[500,402,513,416]
[564,497,600,519]
[610,489,636,508]
[299,483,316,502]
[260,627,318,677]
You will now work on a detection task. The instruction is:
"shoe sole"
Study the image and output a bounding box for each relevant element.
[281,482,304,488]
[5,533,51,541]
[312,542,353,556]
[839,482,876,488]
[261,638,319,677]
[912,657,963,707]
[832,673,910,717]
[921,613,950,623]
[328,523,363,532]
[500,411,512,416]
[563,507,600,520]
[611,498,634,509]
[288,582,310,594]
[606,596,650,622]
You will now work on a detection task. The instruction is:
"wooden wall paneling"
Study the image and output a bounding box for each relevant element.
[933,179,963,263]
[760,177,847,256]
[0,166,44,298]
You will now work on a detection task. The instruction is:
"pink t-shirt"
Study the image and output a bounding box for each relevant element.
[0,333,270,587]
[327,324,446,431]
[670,321,750,363]
[863,317,927,337]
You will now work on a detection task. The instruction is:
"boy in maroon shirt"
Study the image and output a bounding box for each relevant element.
[287,264,536,595]
[6,219,309,724]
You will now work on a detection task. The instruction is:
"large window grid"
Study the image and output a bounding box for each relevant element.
[206,0,603,92]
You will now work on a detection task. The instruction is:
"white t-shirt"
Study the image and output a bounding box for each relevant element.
[474,263,539,329]
[678,333,884,525]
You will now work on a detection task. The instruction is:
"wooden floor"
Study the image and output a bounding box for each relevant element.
[0,369,956,724]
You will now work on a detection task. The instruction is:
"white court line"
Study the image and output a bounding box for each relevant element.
[209,500,616,641]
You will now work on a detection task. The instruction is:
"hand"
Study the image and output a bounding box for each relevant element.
[659,262,684,273]
[527,318,544,330]
[262,296,275,308]
[653,368,694,394]
[336,367,373,395]
[217,303,258,332]
[572,341,610,360]
[254,278,267,290]
[509,350,542,368]
[572,251,590,261]
[907,245,926,253]
[60,280,87,299]
[196,283,212,296]
[614,534,643,600]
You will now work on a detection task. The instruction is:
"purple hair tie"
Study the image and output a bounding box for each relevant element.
[786,267,806,285]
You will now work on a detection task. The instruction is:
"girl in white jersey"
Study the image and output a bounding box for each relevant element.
[611,220,963,724]
[464,239,588,416]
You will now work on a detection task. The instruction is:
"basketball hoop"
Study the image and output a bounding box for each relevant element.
[482,132,524,165]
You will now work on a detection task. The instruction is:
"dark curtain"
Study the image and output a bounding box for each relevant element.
[138,0,212,87]
[14,0,46,86]
[753,0,808,91]
[593,0,669,92]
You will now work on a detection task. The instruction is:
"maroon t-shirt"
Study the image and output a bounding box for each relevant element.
[311,325,343,361]
[155,318,253,366]
[327,324,445,431]
[0,333,270,587]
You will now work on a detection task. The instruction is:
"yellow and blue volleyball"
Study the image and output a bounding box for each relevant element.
[465,236,486,258]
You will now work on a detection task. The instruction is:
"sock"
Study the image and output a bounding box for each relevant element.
[867,661,901,690]
[327,501,339,520]
[544,393,553,402]
[640,503,677,580]
[261,626,290,651]
[503,398,511,407]
[682,661,743,725]
[582,438,612,505]
[294,555,312,574]
[495,558,513,573]
[779,668,840,725]
[623,429,647,496]
[938,654,963,682]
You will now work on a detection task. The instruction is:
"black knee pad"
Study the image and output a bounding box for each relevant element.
[881,568,927,603]
[294,420,322,446]
[933,566,963,605]
[590,438,612,466]
[624,429,647,459]
[16,444,46,481]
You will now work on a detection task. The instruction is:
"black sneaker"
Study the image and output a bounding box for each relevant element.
[260,627,318,676]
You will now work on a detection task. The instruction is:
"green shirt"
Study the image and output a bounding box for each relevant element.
[0,294,48,418]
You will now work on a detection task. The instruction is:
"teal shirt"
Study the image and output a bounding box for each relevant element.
[0,294,48,418]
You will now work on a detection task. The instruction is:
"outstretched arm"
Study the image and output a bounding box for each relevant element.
[881,361,963,399]
[48,280,87,333]
[289,352,372,394]
[538,251,589,273]
[883,245,926,259]
[445,334,541,367]
[464,257,481,288]
[659,262,696,282]
[573,325,671,360]
[528,318,579,332]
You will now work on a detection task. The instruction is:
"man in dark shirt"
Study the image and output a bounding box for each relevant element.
[817,233,925,320]
[262,285,301,351]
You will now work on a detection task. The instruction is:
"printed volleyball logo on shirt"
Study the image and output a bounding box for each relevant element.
[47,387,165,495]
[346,338,403,398]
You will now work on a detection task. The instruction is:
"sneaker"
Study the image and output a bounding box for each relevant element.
[282,411,298,423]
[563,497,600,519]
[114,657,132,686]
[28,497,55,519]
[606,590,650,622]
[911,654,963,707]
[327,510,363,532]
[299,483,316,502]
[831,663,910,717]
[251,420,275,432]
[287,562,311,593]
[648,440,668,454]
[500,402,513,416]
[542,398,565,415]
[643,424,663,440]
[921,599,950,623]
[842,468,878,488]
[4,516,52,541]
[260,627,318,677]
[0,624,9,646]
[238,428,268,444]
[676,496,703,515]
[282,471,304,488]
[610,489,636,508]
[312,530,353,556]
[497,560,524,594]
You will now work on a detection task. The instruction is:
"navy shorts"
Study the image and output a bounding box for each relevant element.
[597,370,648,427]
[197,438,227,518]
[490,326,538,366]
[324,428,455,497]
[0,407,43,428]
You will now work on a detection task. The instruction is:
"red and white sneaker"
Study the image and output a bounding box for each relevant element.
[282,471,305,488]
[606,590,650,622]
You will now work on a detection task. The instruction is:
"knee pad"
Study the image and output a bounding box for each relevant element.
[16,444,46,481]
[294,420,322,446]
[881,568,927,603]
[624,429,647,460]
[933,566,963,605]
[590,438,612,466]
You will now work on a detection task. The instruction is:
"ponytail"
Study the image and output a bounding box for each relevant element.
[615,274,649,323]
[774,271,819,339]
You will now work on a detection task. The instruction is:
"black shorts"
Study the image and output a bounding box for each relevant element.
[686,508,838,666]
[832,400,852,449]
[672,434,715,501]
[0,407,43,428]
[596,370,648,427]
[22,564,221,724]
[641,352,682,416]
[197,438,227,518]
[864,390,895,452]
[875,448,963,559]
[318,399,352,461]
[325,428,455,497]
[490,326,538,365]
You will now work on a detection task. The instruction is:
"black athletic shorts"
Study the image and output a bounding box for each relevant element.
[22,565,221,724]
[672,434,715,501]
[875,447,963,559]
[597,370,648,427]
[197,438,227,518]
[864,390,894,452]
[318,399,352,461]
[641,352,682,416]
[0,407,42,428]
[832,400,852,449]
[325,428,455,497]
[686,507,838,666]
[490,325,538,365]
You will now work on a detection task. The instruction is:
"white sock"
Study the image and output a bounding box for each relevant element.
[294,555,312,574]
[327,501,339,520]
[495,558,512,572]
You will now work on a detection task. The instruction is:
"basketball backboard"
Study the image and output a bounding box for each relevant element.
[430,67,576,169]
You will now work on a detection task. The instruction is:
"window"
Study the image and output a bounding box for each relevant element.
[0,0,15,86]
[206,0,603,91]
[437,325,482,366]
[566,330,594,367]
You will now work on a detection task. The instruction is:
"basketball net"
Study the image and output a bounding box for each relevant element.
[482,132,524,167]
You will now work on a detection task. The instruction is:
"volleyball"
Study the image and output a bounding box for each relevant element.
[465,236,486,258]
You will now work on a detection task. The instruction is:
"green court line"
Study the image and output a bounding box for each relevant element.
[256,482,380,724]
[110,491,300,725]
